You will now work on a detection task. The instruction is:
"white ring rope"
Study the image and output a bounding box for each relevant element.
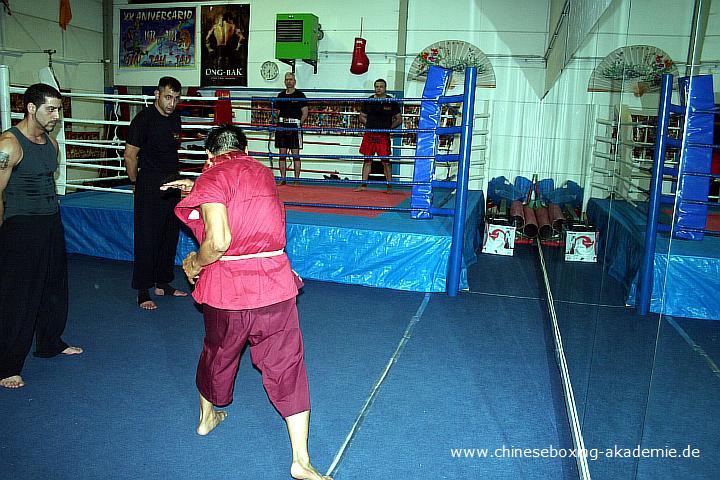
[3,79,489,194]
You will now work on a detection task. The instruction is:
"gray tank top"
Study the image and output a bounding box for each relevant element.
[3,126,59,219]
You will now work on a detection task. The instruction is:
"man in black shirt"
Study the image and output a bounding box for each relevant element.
[275,72,308,185]
[124,76,187,309]
[356,78,402,192]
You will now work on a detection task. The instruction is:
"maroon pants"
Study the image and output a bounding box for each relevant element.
[196,298,310,418]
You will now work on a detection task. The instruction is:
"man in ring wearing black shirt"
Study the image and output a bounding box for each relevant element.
[356,78,402,192]
[275,72,308,185]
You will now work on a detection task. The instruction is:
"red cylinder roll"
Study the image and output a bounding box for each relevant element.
[548,203,566,233]
[522,206,538,238]
[510,200,525,228]
[535,206,553,239]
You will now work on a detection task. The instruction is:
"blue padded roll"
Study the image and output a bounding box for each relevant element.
[411,66,452,219]
[676,75,714,240]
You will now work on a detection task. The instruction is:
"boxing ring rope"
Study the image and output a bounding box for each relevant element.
[590,114,660,209]
[637,73,720,315]
[2,74,467,189]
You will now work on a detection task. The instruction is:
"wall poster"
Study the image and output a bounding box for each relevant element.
[200,4,250,87]
[119,7,196,68]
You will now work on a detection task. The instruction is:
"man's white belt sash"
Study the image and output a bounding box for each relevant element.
[219,249,285,261]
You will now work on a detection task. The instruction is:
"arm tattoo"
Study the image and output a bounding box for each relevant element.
[0,151,9,170]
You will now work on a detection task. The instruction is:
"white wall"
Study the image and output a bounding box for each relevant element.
[568,0,720,204]
[113,0,401,91]
[0,0,106,187]
[0,0,105,93]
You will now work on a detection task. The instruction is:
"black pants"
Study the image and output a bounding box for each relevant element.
[132,171,181,290]
[0,213,70,378]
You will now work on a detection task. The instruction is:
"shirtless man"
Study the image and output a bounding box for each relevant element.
[0,83,82,389]
[205,12,236,68]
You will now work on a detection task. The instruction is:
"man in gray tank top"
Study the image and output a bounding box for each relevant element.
[0,83,82,389]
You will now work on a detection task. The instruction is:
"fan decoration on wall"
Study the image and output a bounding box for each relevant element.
[588,45,678,96]
[408,40,496,89]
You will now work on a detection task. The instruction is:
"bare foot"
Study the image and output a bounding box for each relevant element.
[0,375,25,389]
[197,409,227,436]
[154,286,188,297]
[139,299,157,310]
[290,462,332,480]
[61,346,83,355]
[354,184,367,192]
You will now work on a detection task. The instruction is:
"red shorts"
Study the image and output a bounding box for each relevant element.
[360,132,391,157]
[196,298,310,417]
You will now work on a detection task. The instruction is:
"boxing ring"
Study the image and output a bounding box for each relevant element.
[0,65,484,294]
[587,73,720,320]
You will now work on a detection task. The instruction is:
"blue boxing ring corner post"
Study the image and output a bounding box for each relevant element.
[410,65,478,295]
[445,67,477,295]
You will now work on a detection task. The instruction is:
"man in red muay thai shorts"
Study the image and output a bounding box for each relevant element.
[356,78,402,192]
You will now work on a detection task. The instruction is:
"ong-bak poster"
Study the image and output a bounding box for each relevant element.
[119,7,196,68]
[200,5,250,86]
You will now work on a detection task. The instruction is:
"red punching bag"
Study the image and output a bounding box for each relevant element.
[214,90,232,125]
[350,37,369,75]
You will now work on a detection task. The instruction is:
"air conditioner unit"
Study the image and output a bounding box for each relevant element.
[275,13,320,73]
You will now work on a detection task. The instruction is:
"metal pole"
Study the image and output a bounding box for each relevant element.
[637,74,673,315]
[0,65,10,132]
[102,0,114,86]
[447,67,476,296]
[394,0,409,92]
[685,0,711,77]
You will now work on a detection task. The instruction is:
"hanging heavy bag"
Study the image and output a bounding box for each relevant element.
[350,37,369,75]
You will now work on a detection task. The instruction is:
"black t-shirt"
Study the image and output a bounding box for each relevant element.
[362,95,401,129]
[126,106,182,173]
[276,89,307,120]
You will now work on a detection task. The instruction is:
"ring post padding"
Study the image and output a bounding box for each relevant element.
[0,65,10,132]
[676,75,714,240]
[411,65,452,219]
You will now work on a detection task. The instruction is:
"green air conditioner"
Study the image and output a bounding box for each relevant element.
[275,13,319,73]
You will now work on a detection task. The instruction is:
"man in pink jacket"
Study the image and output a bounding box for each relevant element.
[165,125,330,480]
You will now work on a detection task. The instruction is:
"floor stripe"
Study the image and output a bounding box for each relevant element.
[325,293,432,477]
[466,290,544,301]
[666,316,720,379]
[536,239,591,479]
[554,299,631,309]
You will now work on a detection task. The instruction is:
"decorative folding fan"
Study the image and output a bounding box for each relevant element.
[588,45,678,96]
[407,40,496,88]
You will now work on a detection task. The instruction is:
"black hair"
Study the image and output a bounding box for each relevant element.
[23,83,62,115]
[374,78,387,87]
[158,76,181,93]
[204,124,248,154]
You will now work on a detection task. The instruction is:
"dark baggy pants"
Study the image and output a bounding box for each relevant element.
[196,298,311,418]
[0,214,70,378]
[132,171,181,290]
